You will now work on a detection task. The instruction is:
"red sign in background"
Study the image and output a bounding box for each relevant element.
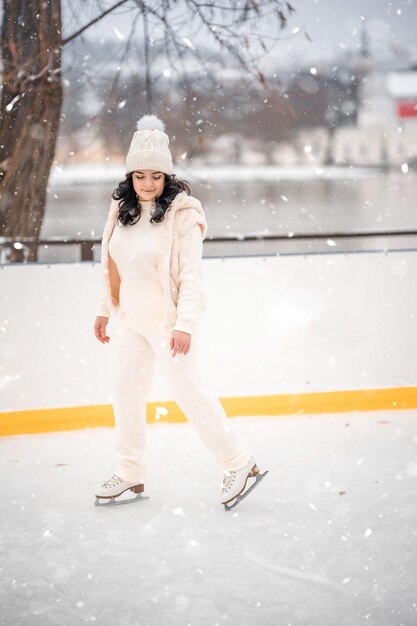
[397,101,417,118]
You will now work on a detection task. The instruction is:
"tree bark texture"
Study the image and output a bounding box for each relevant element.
[0,0,62,258]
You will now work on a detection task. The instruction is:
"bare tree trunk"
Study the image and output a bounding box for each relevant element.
[0,0,62,260]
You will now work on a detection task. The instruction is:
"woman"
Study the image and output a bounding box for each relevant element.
[93,115,266,509]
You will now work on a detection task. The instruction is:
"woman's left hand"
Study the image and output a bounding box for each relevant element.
[170,330,191,356]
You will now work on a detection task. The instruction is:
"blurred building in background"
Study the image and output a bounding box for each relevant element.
[56,25,417,169]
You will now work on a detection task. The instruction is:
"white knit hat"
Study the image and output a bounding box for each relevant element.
[125,114,174,175]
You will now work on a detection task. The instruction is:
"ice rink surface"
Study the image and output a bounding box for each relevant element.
[1,410,416,626]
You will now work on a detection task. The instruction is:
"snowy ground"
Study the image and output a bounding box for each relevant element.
[1,411,416,626]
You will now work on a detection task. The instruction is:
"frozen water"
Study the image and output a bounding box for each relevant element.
[1,411,416,625]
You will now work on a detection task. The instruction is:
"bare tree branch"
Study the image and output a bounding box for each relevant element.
[62,0,132,45]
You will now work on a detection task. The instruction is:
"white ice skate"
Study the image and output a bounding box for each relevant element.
[221,456,268,511]
[94,474,149,507]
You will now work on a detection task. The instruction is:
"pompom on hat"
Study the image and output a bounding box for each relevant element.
[125,114,174,175]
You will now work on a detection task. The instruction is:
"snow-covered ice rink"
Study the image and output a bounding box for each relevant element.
[1,411,416,626]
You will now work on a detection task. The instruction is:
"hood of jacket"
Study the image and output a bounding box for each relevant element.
[103,190,207,243]
[168,191,208,241]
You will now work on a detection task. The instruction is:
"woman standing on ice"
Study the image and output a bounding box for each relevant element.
[93,115,267,509]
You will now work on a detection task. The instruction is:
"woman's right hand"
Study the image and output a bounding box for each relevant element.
[94,316,110,344]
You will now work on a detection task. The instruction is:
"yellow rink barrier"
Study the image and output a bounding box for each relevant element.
[1,386,417,437]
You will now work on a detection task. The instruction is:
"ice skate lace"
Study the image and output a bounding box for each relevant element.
[222,471,236,492]
[102,474,123,489]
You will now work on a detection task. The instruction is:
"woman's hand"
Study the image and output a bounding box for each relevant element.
[94,316,110,344]
[170,330,191,356]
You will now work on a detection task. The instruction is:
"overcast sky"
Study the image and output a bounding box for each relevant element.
[61,0,417,67]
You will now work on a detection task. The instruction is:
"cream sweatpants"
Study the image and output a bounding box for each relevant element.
[110,323,251,484]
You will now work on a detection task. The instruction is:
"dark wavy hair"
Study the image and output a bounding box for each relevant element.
[112,172,191,226]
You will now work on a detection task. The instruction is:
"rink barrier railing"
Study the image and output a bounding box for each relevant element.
[1,228,417,262]
[1,386,417,437]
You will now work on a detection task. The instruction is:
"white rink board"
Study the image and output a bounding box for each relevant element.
[1,249,417,412]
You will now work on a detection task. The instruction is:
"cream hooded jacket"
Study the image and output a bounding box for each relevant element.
[96,191,208,334]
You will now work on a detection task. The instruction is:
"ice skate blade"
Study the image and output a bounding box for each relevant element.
[94,494,150,507]
[224,470,269,511]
